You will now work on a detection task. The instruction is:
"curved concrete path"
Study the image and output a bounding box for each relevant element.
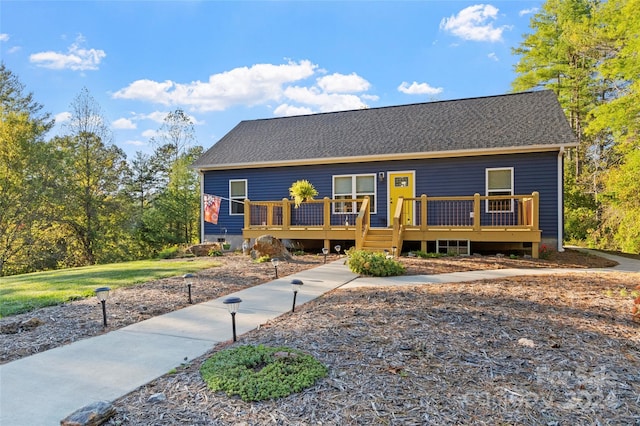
[1,250,638,425]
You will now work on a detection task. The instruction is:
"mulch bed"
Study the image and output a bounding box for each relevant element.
[2,249,639,425]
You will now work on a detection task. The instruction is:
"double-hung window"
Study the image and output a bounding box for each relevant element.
[486,168,513,212]
[229,179,247,215]
[333,174,376,213]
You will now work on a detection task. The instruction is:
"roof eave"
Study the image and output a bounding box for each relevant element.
[192,143,578,172]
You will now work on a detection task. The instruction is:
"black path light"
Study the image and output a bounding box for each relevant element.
[322,247,329,263]
[291,279,304,312]
[271,258,279,279]
[183,273,195,304]
[223,297,242,342]
[334,244,341,257]
[94,287,111,328]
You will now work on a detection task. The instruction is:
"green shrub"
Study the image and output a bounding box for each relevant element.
[346,250,405,276]
[412,250,448,259]
[157,246,179,259]
[200,345,327,402]
[208,249,223,257]
[255,255,271,263]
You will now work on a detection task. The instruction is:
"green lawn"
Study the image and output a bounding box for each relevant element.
[0,258,222,318]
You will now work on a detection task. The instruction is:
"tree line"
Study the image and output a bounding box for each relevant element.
[512,0,639,253]
[0,64,202,276]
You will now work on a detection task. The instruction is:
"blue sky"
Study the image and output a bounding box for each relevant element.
[1,1,542,159]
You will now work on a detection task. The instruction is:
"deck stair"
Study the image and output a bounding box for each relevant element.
[361,228,394,252]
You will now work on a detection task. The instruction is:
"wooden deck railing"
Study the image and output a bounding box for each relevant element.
[244,197,363,230]
[396,192,539,230]
[243,192,541,257]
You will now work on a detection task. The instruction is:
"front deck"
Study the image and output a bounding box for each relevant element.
[243,192,541,258]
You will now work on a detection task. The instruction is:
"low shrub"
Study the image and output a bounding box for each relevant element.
[412,250,448,259]
[157,246,179,259]
[346,249,405,277]
[200,345,327,402]
[538,244,555,260]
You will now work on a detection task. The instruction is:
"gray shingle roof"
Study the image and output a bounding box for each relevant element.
[192,90,577,170]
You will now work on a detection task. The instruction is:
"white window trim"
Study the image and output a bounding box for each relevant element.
[485,167,514,213]
[332,173,377,214]
[229,179,247,215]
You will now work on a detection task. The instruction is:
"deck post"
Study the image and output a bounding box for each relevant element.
[532,192,540,231]
[267,203,274,226]
[323,197,331,231]
[282,198,290,230]
[420,194,427,231]
[531,191,540,258]
[244,199,251,230]
[473,193,481,231]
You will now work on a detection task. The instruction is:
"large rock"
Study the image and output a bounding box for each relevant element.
[60,401,115,426]
[188,243,220,257]
[252,235,292,260]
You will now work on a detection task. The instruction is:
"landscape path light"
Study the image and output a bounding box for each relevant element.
[94,287,111,328]
[290,279,304,312]
[322,247,329,263]
[242,240,249,255]
[223,297,242,342]
[392,246,397,258]
[334,245,341,257]
[271,258,279,279]
[183,273,195,304]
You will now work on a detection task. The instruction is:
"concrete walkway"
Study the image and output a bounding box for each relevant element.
[1,250,638,425]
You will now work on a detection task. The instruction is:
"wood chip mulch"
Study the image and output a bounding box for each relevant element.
[2,249,639,425]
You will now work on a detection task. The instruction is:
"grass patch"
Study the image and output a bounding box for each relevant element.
[0,258,221,318]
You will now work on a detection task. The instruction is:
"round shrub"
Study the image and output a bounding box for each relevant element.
[346,249,406,276]
[200,345,327,402]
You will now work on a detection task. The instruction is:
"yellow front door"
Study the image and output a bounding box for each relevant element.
[388,171,415,226]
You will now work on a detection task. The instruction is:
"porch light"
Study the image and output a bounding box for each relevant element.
[291,279,303,312]
[271,258,279,278]
[322,247,329,263]
[334,245,341,257]
[223,297,242,342]
[183,273,195,304]
[94,287,111,328]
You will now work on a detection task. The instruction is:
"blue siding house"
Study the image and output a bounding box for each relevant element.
[192,90,577,257]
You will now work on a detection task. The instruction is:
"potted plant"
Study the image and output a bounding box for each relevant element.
[222,241,231,251]
[289,179,318,208]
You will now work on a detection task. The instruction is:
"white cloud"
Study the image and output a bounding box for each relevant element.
[114,60,378,117]
[439,4,509,42]
[29,34,106,71]
[54,111,71,124]
[125,140,146,147]
[519,7,538,17]
[273,104,314,116]
[141,129,157,139]
[112,118,136,129]
[488,52,499,61]
[283,86,369,112]
[398,81,444,95]
[0,34,9,42]
[113,60,318,112]
[317,73,370,93]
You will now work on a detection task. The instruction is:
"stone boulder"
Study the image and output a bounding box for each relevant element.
[188,243,220,257]
[252,235,292,260]
[60,401,115,426]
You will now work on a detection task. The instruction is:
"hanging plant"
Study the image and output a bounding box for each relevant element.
[289,179,318,208]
